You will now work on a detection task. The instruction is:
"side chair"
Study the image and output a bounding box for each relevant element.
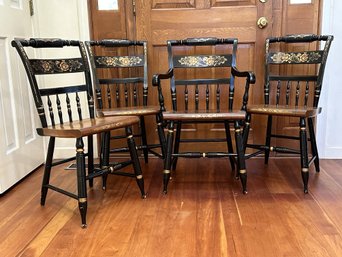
[11,38,146,228]
[244,34,333,193]
[85,39,165,170]
[152,37,255,194]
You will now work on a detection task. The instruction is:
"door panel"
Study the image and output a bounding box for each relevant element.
[135,0,268,152]
[0,0,44,193]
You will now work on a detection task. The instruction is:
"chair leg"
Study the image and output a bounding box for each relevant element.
[265,115,273,164]
[76,138,88,228]
[172,121,181,171]
[300,118,309,194]
[163,121,174,194]
[156,112,166,159]
[126,126,147,198]
[87,135,94,187]
[308,117,320,172]
[224,121,235,173]
[234,121,247,194]
[140,116,149,164]
[41,137,55,206]
[243,113,251,152]
[101,132,110,190]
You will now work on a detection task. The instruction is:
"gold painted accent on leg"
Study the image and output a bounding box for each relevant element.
[109,166,114,173]
[163,169,171,174]
[300,127,306,131]
[302,168,309,172]
[76,148,84,153]
[270,146,274,151]
[157,122,162,125]
[245,122,250,125]
[235,129,241,133]
[239,169,247,174]
[136,175,143,179]
[79,198,87,203]
[202,152,206,157]
[168,130,174,133]
[127,134,133,139]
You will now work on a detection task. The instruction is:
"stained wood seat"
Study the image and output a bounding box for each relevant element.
[162,110,247,121]
[153,37,255,194]
[244,34,333,193]
[247,105,321,117]
[11,38,146,228]
[86,40,165,166]
[98,106,160,117]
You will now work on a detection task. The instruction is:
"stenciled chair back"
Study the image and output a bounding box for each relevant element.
[13,38,94,128]
[263,34,333,109]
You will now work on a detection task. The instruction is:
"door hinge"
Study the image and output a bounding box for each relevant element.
[132,0,136,16]
[29,0,34,16]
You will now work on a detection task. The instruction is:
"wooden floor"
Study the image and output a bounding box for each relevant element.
[1,157,342,257]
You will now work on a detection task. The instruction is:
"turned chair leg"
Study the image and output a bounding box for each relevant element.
[126,126,147,198]
[172,121,181,171]
[224,121,236,173]
[76,138,88,228]
[101,132,110,190]
[163,121,174,194]
[156,112,166,159]
[300,118,309,194]
[87,135,94,187]
[234,121,247,194]
[308,117,320,172]
[140,116,149,164]
[265,115,273,164]
[41,137,55,206]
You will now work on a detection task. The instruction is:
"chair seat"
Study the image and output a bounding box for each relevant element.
[247,105,322,117]
[97,106,160,117]
[36,116,139,138]
[163,109,246,121]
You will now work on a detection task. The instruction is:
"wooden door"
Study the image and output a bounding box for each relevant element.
[135,0,272,151]
[88,0,322,153]
[0,0,44,193]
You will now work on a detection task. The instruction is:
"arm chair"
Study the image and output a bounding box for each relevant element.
[152,37,255,194]
[85,40,165,170]
[244,34,333,193]
[11,38,146,228]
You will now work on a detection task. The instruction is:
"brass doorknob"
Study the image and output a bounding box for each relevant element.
[257,17,268,29]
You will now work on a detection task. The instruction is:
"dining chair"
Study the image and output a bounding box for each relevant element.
[11,38,146,227]
[152,37,255,194]
[85,39,165,171]
[244,34,333,193]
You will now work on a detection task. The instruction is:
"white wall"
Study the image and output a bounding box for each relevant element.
[318,0,342,158]
[32,0,93,158]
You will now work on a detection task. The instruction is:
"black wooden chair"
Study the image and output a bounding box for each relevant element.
[244,34,333,193]
[152,37,255,194]
[11,38,146,228]
[85,40,165,168]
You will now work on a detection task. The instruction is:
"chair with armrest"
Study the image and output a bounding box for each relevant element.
[85,39,165,172]
[152,37,255,194]
[11,38,146,227]
[244,34,333,193]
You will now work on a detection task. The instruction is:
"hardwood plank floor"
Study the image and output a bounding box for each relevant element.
[1,158,342,257]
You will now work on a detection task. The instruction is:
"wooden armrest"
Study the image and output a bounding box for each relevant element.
[152,68,174,86]
[232,66,256,84]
